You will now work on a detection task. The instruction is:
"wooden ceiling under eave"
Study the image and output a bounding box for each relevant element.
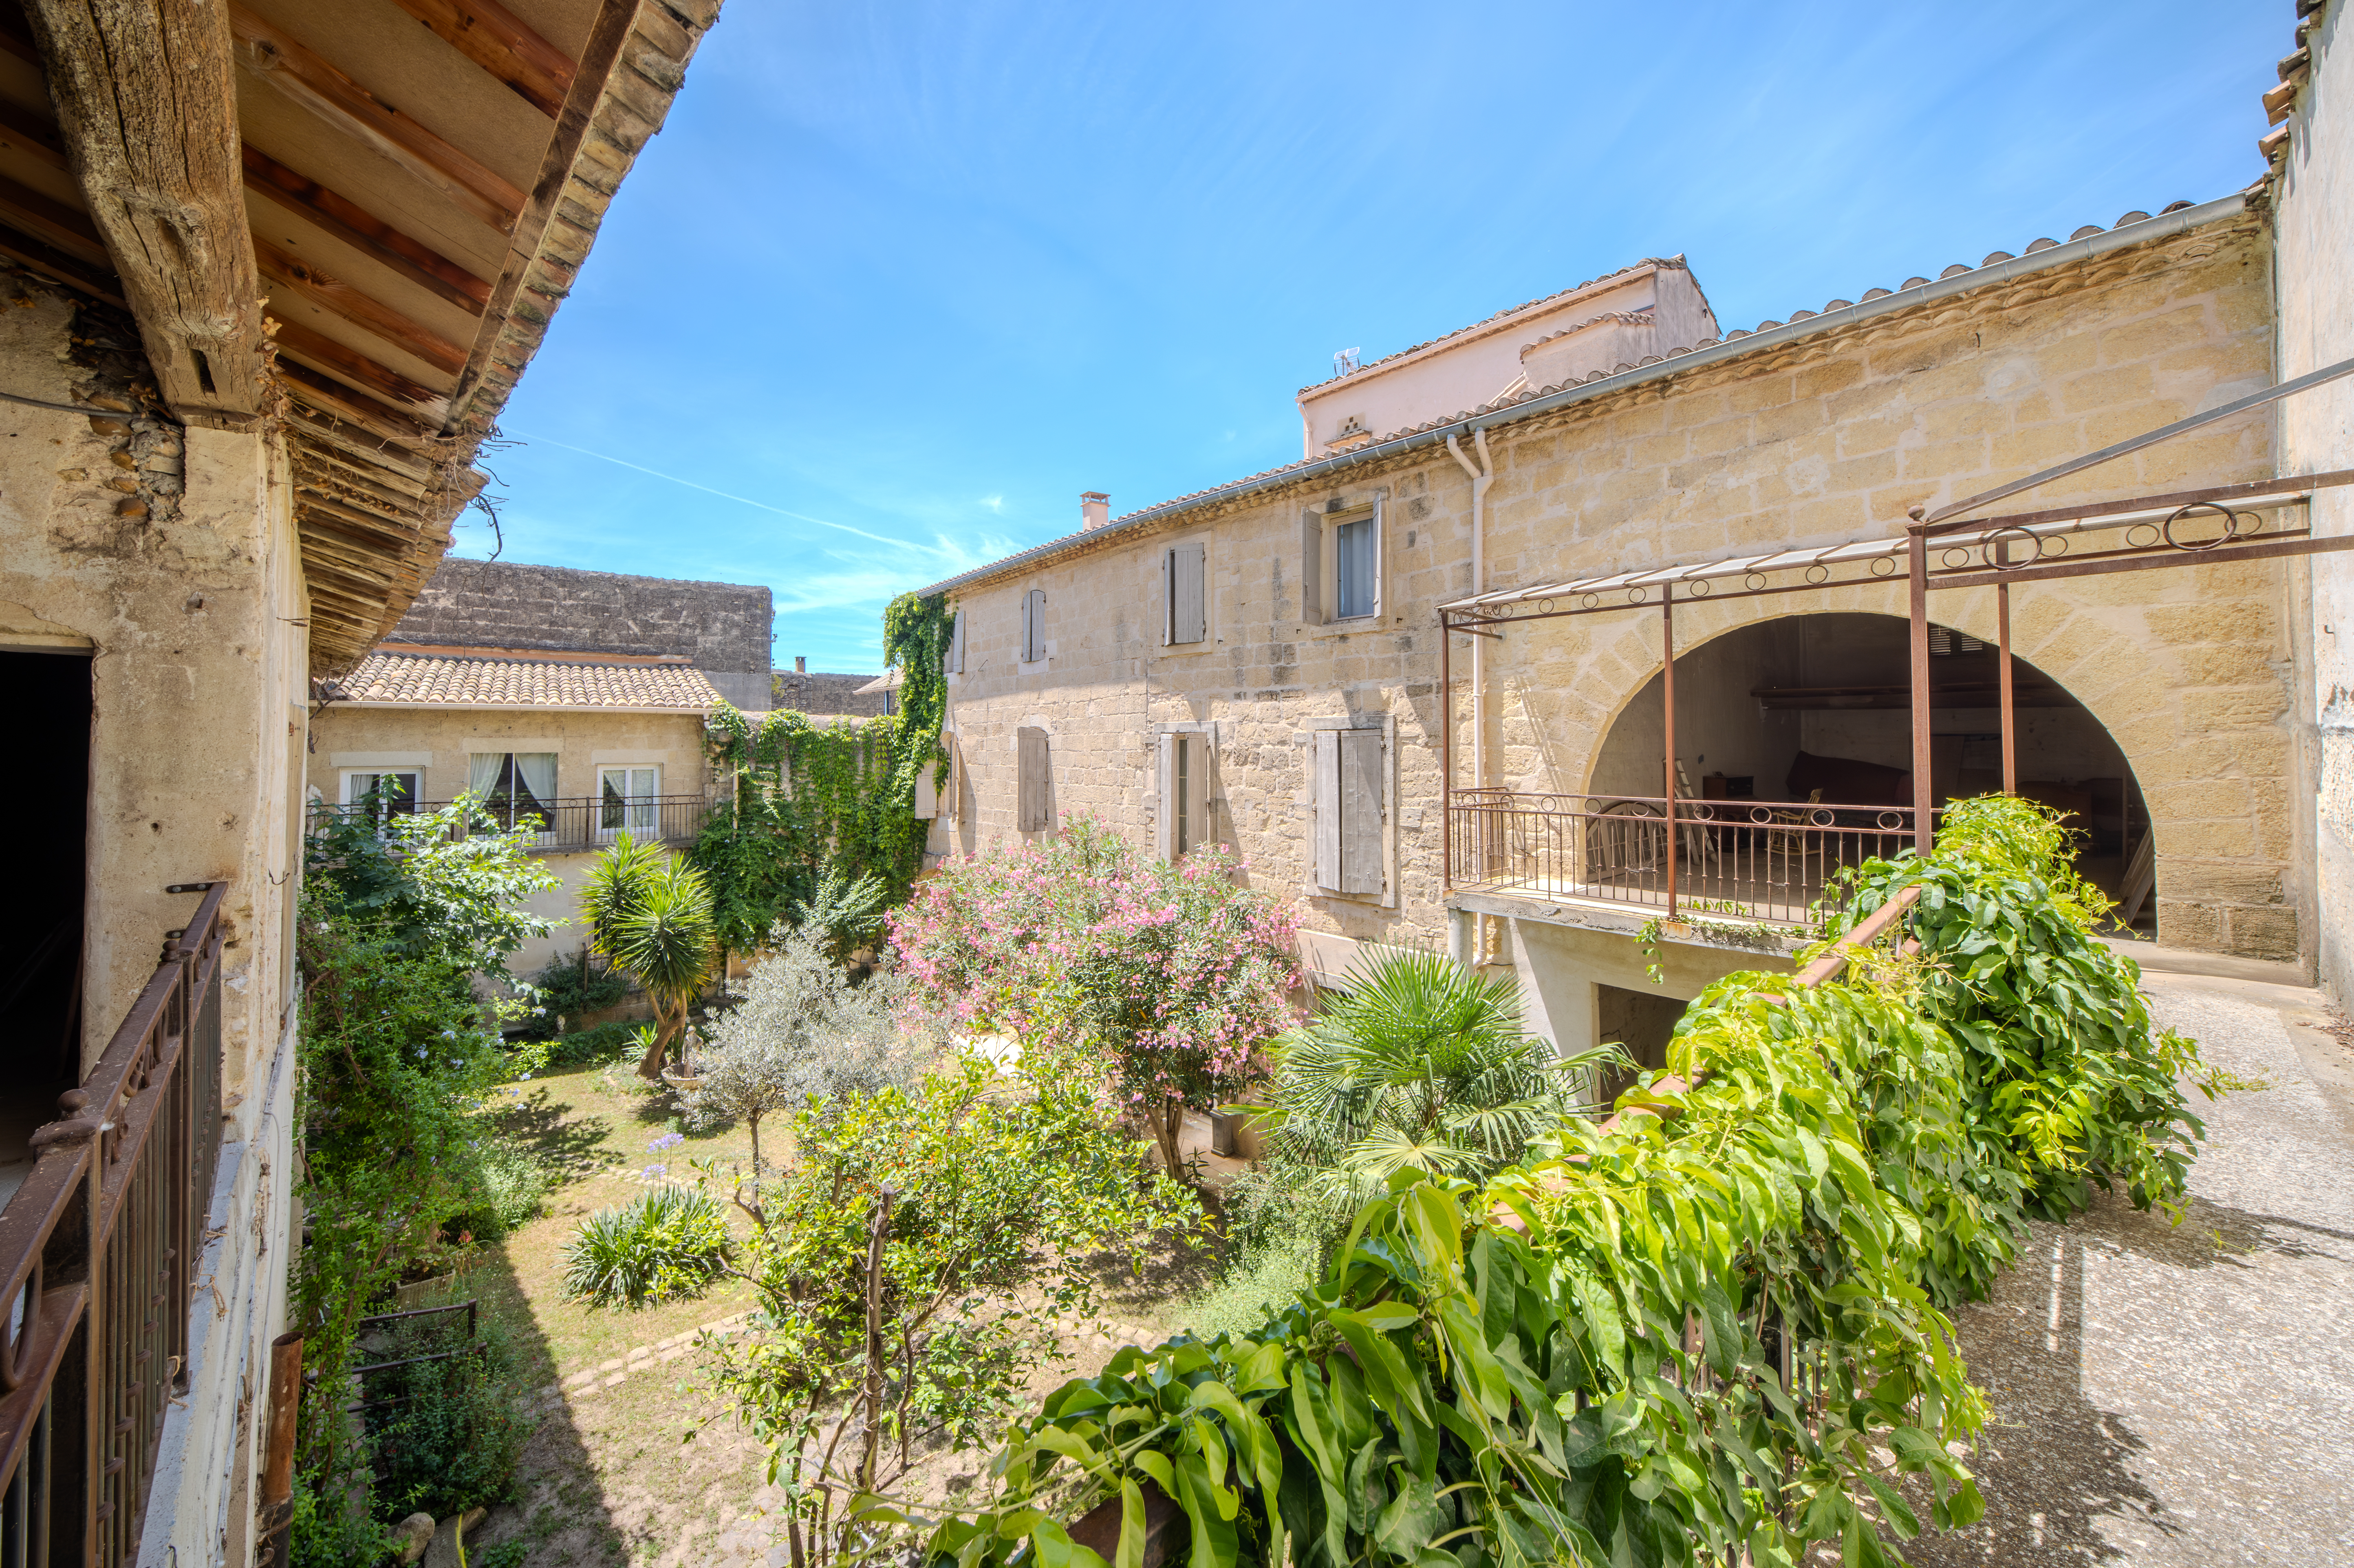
[0,0,717,674]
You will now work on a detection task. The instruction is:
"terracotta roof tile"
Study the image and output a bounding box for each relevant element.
[324,650,721,709]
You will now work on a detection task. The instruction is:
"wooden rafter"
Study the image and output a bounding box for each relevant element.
[284,405,437,482]
[0,214,122,304]
[386,0,575,119]
[279,359,434,442]
[254,238,466,376]
[24,0,265,426]
[271,316,449,421]
[0,169,104,261]
[241,145,492,315]
[227,4,525,236]
[0,97,67,170]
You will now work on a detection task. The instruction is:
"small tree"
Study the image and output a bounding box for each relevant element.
[681,928,913,1176]
[890,817,1300,1179]
[582,834,721,1079]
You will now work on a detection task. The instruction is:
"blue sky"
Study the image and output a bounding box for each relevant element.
[468,0,2286,674]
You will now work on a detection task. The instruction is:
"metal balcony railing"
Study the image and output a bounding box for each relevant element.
[313,793,712,853]
[0,881,227,1566]
[1447,789,1933,926]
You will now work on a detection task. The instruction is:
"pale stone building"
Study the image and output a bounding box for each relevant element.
[0,1,716,1560]
[921,13,2354,1068]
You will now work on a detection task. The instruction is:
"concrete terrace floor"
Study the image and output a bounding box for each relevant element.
[1904,963,2354,1567]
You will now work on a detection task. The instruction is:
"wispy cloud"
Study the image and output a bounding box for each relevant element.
[980,493,1003,513]
[509,430,952,557]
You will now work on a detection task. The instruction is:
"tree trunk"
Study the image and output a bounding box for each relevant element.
[637,994,679,1080]
[1147,1097,1186,1184]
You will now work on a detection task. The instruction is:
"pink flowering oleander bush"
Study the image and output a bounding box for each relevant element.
[889,816,1302,1177]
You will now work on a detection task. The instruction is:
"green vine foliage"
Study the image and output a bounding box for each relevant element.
[928,797,2216,1568]
[690,594,955,954]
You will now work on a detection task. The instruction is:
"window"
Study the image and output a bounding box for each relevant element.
[943,608,966,674]
[1300,494,1384,625]
[1312,724,1389,899]
[1019,588,1047,665]
[1163,543,1206,646]
[598,764,659,841]
[469,751,558,832]
[1156,731,1210,859]
[341,769,420,830]
[1017,727,1052,832]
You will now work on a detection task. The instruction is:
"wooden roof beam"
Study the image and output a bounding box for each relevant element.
[284,406,436,482]
[241,145,491,316]
[387,0,575,119]
[254,238,466,376]
[279,359,434,442]
[270,315,450,419]
[228,5,525,237]
[26,0,266,428]
[0,215,123,305]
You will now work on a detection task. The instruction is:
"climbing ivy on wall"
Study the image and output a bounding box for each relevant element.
[687,593,955,954]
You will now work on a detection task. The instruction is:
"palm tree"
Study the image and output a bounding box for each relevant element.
[1251,947,1620,1184]
[583,837,721,1079]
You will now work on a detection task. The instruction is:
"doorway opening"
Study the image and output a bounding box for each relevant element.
[0,649,91,1205]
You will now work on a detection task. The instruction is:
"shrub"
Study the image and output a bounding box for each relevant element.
[448,1139,548,1241]
[681,927,915,1172]
[560,1185,733,1309]
[891,817,1300,1176]
[539,1019,641,1069]
[516,948,632,1039]
[364,1308,528,1525]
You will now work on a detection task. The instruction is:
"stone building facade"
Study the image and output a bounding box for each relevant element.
[391,556,775,710]
[923,163,2338,1048]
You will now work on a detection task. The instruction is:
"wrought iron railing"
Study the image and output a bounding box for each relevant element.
[313,793,712,852]
[0,880,227,1566]
[1448,789,1931,925]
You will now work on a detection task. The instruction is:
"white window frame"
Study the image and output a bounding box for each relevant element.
[1159,533,1213,653]
[1298,490,1386,631]
[1152,722,1216,860]
[596,763,661,842]
[1302,714,1396,907]
[339,768,422,807]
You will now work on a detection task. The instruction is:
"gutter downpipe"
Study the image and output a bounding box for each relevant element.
[1447,427,1494,954]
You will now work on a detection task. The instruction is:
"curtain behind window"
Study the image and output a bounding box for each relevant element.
[516,753,558,810]
[467,753,503,799]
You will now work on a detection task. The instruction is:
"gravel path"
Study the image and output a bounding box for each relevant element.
[1904,973,2354,1567]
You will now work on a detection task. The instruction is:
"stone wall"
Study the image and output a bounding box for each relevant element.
[2277,0,2354,1001]
[390,557,773,709]
[772,668,893,716]
[935,209,2304,962]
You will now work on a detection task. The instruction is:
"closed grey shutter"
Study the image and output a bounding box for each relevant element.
[1338,728,1383,895]
[1025,588,1046,663]
[1017,727,1050,832]
[946,609,965,674]
[1171,544,1206,645]
[1300,512,1323,623]
[1155,733,1175,859]
[1314,730,1340,888]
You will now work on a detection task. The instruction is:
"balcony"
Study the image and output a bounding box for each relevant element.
[1447,789,1928,927]
[314,794,714,854]
[0,882,226,1566]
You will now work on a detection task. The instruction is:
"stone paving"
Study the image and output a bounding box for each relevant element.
[1903,971,2354,1567]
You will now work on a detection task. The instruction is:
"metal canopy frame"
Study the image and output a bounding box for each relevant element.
[1439,401,2354,905]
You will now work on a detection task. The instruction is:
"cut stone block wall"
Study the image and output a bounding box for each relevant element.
[935,211,2300,961]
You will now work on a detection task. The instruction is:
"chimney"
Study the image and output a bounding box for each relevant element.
[1080,491,1110,531]
[795,656,806,673]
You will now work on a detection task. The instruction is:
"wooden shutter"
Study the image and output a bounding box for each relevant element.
[913,749,940,818]
[946,608,965,674]
[1160,551,1173,646]
[1338,729,1384,894]
[1170,544,1206,645]
[1314,730,1340,888]
[942,733,962,823]
[1024,588,1046,663]
[1155,733,1176,859]
[1017,727,1050,832]
[1300,511,1323,623]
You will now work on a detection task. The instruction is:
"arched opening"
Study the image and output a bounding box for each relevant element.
[1585,611,2151,927]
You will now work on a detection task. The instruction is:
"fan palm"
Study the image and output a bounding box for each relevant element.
[584,839,721,1079]
[1252,947,1620,1183]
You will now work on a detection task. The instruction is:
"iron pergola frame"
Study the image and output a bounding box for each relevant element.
[1437,352,2354,907]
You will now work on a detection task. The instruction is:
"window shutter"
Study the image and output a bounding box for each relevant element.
[1160,551,1173,646]
[946,609,965,674]
[942,733,962,823]
[1018,593,1032,663]
[913,753,939,818]
[1338,729,1384,895]
[1025,588,1046,663]
[1368,498,1384,621]
[1314,730,1340,888]
[1155,733,1176,859]
[1300,512,1324,624]
[1171,544,1206,645]
[1017,726,1050,832]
